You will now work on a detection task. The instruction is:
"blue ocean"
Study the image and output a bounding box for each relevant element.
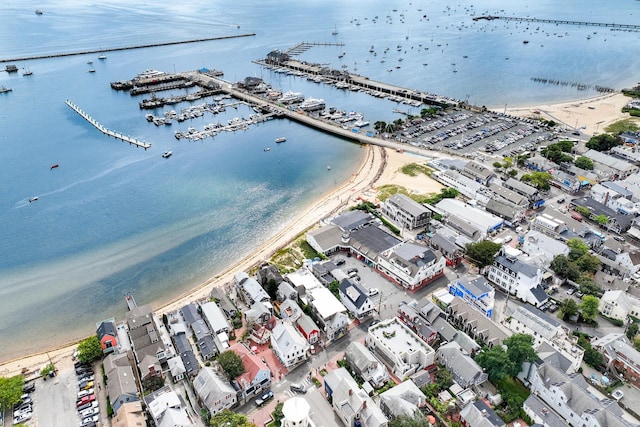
[1,0,639,361]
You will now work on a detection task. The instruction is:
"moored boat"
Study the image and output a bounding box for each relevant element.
[162,151,172,158]
[275,136,286,143]
[0,86,12,93]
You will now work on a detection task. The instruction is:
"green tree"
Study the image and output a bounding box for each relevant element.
[580,295,600,322]
[585,134,622,151]
[575,206,591,218]
[210,409,256,427]
[634,337,640,352]
[218,350,245,380]
[440,187,459,199]
[593,214,609,226]
[559,298,580,319]
[507,168,518,177]
[388,412,428,427]
[328,280,340,298]
[78,336,103,363]
[475,346,514,382]
[576,254,600,274]
[374,121,387,132]
[465,241,502,268]
[578,278,602,296]
[574,156,594,170]
[550,254,580,281]
[435,365,453,389]
[502,157,513,169]
[626,323,639,340]
[504,334,537,376]
[0,375,24,414]
[521,172,552,190]
[567,238,590,260]
[142,375,165,392]
[584,348,603,368]
[493,161,503,169]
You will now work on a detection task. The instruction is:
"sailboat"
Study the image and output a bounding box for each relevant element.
[22,67,33,76]
[332,25,338,35]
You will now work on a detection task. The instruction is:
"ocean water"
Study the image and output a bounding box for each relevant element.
[1,0,639,362]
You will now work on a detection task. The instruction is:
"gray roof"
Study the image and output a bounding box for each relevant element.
[509,304,560,341]
[455,276,492,298]
[460,400,505,427]
[126,304,154,330]
[307,224,344,252]
[296,314,319,335]
[345,341,378,370]
[505,177,539,197]
[602,181,633,198]
[394,242,437,265]
[97,320,117,340]
[428,232,461,254]
[488,183,530,206]
[202,302,228,334]
[494,252,539,278]
[445,215,483,238]
[379,380,426,418]
[485,198,521,221]
[181,303,202,326]
[523,394,566,427]
[530,285,550,304]
[197,335,217,358]
[339,278,369,309]
[571,197,633,230]
[386,193,430,217]
[437,341,487,388]
[464,160,496,181]
[448,297,509,346]
[331,209,375,231]
[277,281,297,299]
[350,224,402,258]
[585,149,636,172]
[537,341,573,374]
[432,316,457,341]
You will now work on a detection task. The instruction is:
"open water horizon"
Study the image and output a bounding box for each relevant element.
[1,0,639,362]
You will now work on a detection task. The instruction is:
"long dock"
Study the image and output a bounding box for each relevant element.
[472,15,640,30]
[0,33,256,63]
[65,99,151,149]
[124,292,138,311]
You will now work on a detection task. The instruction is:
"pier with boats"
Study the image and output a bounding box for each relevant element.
[65,99,151,149]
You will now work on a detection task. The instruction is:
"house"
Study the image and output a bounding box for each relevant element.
[270,321,310,368]
[201,302,231,353]
[324,368,388,427]
[345,341,389,388]
[527,358,635,427]
[433,169,487,201]
[256,263,284,288]
[286,268,324,303]
[461,160,496,185]
[569,197,633,234]
[338,278,375,320]
[523,394,566,427]
[126,305,166,380]
[599,290,640,322]
[445,297,509,348]
[426,230,465,266]
[281,397,314,427]
[277,281,298,302]
[296,314,321,345]
[172,332,200,377]
[167,356,186,382]
[279,299,303,323]
[504,177,541,203]
[330,209,376,231]
[584,149,639,179]
[181,302,202,326]
[209,288,237,319]
[381,193,431,231]
[245,301,273,326]
[193,367,237,416]
[236,272,271,306]
[487,183,530,208]
[520,230,570,265]
[111,401,146,427]
[144,386,194,427]
[448,276,495,318]
[97,319,118,354]
[484,198,526,226]
[591,183,639,216]
[104,352,139,416]
[229,342,271,400]
[366,318,436,378]
[487,248,548,307]
[379,379,427,420]
[348,224,403,266]
[307,286,349,341]
[460,400,505,427]
[377,242,445,291]
[592,333,640,388]
[396,301,440,345]
[437,341,488,388]
[436,198,503,235]
[191,319,217,360]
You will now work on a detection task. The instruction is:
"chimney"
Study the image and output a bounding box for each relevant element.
[362,400,367,409]
[348,389,353,396]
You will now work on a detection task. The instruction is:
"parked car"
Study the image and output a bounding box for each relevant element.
[22,383,35,394]
[80,407,99,418]
[613,236,625,242]
[77,389,93,399]
[368,288,380,297]
[347,267,358,274]
[78,374,94,382]
[290,383,307,394]
[81,415,100,426]
[335,259,346,266]
[13,412,32,424]
[76,401,98,412]
[255,390,274,406]
[567,288,576,295]
[76,395,96,407]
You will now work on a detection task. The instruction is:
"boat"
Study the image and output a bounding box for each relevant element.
[264,147,271,152]
[0,86,12,93]
[35,9,43,15]
[87,60,93,64]
[50,163,59,170]
[162,151,172,158]
[275,136,286,143]
[332,25,338,35]
[277,91,304,104]
[98,54,107,60]
[327,165,332,170]
[88,68,96,73]
[298,97,326,112]
[523,40,529,44]
[29,196,39,203]
[22,67,33,76]
[134,69,167,80]
[353,118,370,127]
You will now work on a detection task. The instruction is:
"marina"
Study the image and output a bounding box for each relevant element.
[64,99,151,149]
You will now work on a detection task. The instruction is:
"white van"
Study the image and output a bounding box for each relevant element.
[504,235,513,243]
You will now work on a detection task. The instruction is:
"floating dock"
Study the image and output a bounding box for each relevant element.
[65,99,151,149]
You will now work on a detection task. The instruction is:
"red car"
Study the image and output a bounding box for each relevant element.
[76,394,96,407]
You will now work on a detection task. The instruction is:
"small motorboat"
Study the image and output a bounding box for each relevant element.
[50,163,59,170]
[98,54,107,60]
[162,151,172,158]
[327,165,332,170]
[88,68,96,73]
[264,147,271,152]
[87,60,93,65]
[275,136,286,143]
[29,196,39,203]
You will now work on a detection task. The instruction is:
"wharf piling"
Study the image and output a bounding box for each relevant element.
[65,99,151,149]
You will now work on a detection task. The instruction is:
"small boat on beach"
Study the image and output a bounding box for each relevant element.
[162,151,172,158]
[275,136,286,143]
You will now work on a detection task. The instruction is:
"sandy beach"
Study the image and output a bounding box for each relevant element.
[1,92,632,378]
[506,92,634,136]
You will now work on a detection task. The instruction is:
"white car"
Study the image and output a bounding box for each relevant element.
[77,389,94,399]
[80,407,99,418]
[14,412,32,424]
[368,288,379,296]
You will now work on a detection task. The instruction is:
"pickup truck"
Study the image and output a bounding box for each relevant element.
[255,390,274,407]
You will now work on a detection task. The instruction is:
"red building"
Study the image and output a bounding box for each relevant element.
[96,319,118,354]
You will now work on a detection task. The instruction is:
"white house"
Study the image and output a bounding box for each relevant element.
[366,318,435,378]
[307,286,349,341]
[599,290,640,322]
[448,275,495,318]
[487,248,548,307]
[193,367,237,416]
[520,230,570,265]
[377,242,445,291]
[144,386,194,427]
[270,321,309,368]
[436,341,488,388]
[338,278,375,320]
[345,341,389,389]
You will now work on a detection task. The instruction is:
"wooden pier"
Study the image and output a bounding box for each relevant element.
[284,41,345,56]
[472,15,640,31]
[124,292,138,311]
[65,99,152,149]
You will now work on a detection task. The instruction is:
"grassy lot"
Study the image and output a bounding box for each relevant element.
[377,184,438,204]
[604,118,640,134]
[399,162,435,177]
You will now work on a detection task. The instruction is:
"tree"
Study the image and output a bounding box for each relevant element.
[593,214,609,226]
[218,350,245,380]
[626,323,639,340]
[440,187,459,199]
[435,365,453,389]
[559,298,579,319]
[328,280,340,298]
[210,409,256,427]
[584,348,603,368]
[493,161,503,169]
[550,254,580,281]
[567,238,589,260]
[585,134,622,152]
[389,412,428,427]
[578,278,602,297]
[576,254,600,274]
[77,336,103,363]
[574,156,594,170]
[475,346,514,382]
[502,157,513,169]
[507,168,518,177]
[374,121,387,132]
[635,337,640,352]
[0,375,24,413]
[504,334,537,376]
[142,375,164,392]
[575,206,591,218]
[465,241,502,269]
[521,172,552,190]
[580,295,600,322]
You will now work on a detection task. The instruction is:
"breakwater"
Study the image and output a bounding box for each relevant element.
[0,33,255,63]
[531,77,615,93]
[472,15,640,31]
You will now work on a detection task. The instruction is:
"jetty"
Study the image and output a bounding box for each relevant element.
[472,15,640,31]
[65,99,151,149]
[0,33,255,64]
[124,292,138,311]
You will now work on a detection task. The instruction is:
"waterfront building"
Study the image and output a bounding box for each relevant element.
[377,242,445,291]
[381,193,431,231]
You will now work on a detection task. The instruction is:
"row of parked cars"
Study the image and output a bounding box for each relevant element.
[75,361,99,427]
[12,388,34,425]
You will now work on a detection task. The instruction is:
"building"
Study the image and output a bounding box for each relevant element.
[599,290,640,322]
[296,314,321,345]
[504,177,541,204]
[111,401,146,427]
[345,341,390,389]
[279,299,303,323]
[377,242,445,291]
[324,368,388,427]
[445,297,509,348]
[126,305,166,381]
[436,198,503,235]
[282,397,315,427]
[201,301,231,353]
[460,400,505,427]
[487,183,530,208]
[569,197,633,234]
[523,394,567,427]
[338,279,375,320]
[193,367,237,416]
[366,318,436,378]
[270,321,310,368]
[97,319,118,354]
[307,286,349,341]
[592,333,640,388]
[379,379,427,420]
[461,160,497,185]
[448,276,495,318]
[381,193,431,231]
[104,352,139,416]
[256,263,284,288]
[229,342,271,400]
[167,356,186,382]
[277,281,298,302]
[520,230,570,265]
[144,386,194,427]
[487,248,548,307]
[397,301,439,345]
[584,149,639,179]
[437,341,487,388]
[433,169,489,202]
[172,331,200,378]
[426,230,465,266]
[236,272,271,306]
[591,183,638,216]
